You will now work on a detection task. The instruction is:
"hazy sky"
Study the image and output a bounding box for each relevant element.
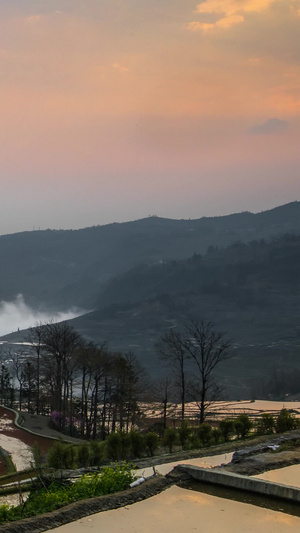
[1,0,299,235]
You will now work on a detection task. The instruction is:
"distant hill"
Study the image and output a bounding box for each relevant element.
[0,201,299,310]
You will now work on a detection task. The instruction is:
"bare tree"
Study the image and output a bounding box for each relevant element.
[22,360,37,413]
[123,352,145,432]
[154,377,174,429]
[184,320,232,423]
[27,323,44,414]
[188,379,224,423]
[157,320,232,424]
[39,321,83,423]
[156,329,189,420]
[0,363,13,407]
[11,349,27,411]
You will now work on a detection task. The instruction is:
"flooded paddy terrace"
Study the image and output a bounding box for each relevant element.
[1,402,300,531]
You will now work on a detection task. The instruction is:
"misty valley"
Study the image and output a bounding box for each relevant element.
[0,201,299,400]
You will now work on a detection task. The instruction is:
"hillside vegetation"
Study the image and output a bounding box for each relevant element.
[67,232,300,398]
[0,202,299,309]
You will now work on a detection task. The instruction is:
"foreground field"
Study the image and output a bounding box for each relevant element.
[50,484,300,533]
[1,428,300,531]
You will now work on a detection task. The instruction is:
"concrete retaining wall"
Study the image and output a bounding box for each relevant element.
[176,465,300,503]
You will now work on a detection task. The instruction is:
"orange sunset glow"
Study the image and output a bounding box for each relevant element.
[0,0,299,233]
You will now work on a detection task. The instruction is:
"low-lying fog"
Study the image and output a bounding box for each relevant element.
[0,294,85,337]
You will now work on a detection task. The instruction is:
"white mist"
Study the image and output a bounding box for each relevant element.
[0,294,85,336]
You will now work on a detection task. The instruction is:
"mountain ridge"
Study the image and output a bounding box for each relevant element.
[0,201,299,310]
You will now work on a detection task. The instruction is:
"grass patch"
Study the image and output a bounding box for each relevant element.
[0,462,134,524]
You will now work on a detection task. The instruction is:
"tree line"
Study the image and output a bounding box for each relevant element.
[47,408,299,470]
[0,321,145,439]
[0,319,233,438]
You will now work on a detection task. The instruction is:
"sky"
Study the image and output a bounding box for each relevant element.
[0,0,299,235]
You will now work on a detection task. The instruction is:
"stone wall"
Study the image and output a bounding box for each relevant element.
[176,465,300,503]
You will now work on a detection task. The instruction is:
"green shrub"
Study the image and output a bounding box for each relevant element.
[188,429,201,449]
[145,432,159,456]
[178,421,191,450]
[106,433,121,461]
[196,423,212,447]
[0,505,10,523]
[163,428,177,453]
[77,444,90,468]
[276,409,298,433]
[47,442,76,470]
[211,428,221,445]
[119,432,131,459]
[89,441,104,466]
[147,422,165,438]
[219,419,234,442]
[256,413,275,435]
[106,431,131,461]
[130,431,146,458]
[234,414,252,439]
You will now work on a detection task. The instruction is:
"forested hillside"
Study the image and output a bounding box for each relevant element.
[96,233,300,308]
[0,202,299,309]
